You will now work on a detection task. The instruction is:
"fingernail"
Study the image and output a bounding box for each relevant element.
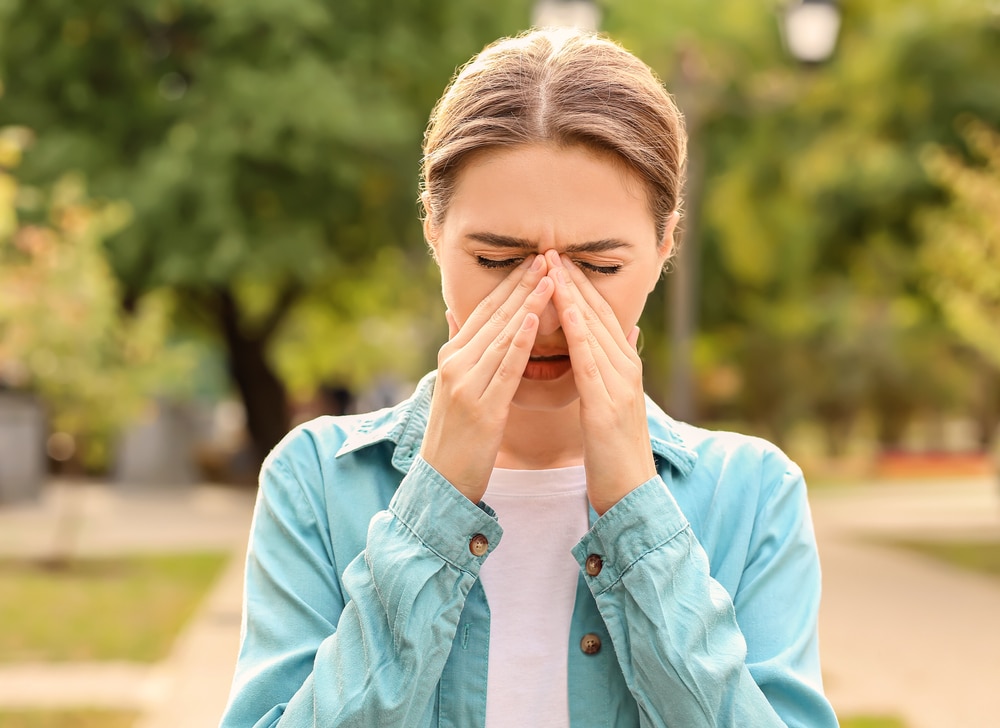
[531,255,545,272]
[534,277,551,295]
[566,306,579,323]
[554,268,568,285]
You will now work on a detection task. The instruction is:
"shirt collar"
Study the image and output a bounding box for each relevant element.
[336,371,698,478]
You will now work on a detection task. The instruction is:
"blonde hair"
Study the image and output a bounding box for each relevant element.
[420,28,687,243]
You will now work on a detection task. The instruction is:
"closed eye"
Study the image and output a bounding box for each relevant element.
[576,260,622,276]
[475,256,524,270]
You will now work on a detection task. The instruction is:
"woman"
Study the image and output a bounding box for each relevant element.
[220,28,837,727]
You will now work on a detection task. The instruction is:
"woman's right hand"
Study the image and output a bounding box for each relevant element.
[419,254,552,503]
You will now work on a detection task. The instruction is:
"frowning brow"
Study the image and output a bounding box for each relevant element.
[466,232,631,254]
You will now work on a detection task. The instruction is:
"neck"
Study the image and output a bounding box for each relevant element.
[494,401,585,470]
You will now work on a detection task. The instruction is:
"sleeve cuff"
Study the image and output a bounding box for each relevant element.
[388,455,503,574]
[572,476,690,594]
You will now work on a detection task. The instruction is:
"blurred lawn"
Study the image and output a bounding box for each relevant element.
[0,552,228,663]
[839,717,908,728]
[890,540,1000,582]
[0,709,137,727]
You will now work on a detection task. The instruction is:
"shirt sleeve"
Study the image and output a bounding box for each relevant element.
[219,445,502,728]
[571,448,838,728]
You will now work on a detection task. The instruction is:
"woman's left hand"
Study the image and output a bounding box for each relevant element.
[545,250,658,515]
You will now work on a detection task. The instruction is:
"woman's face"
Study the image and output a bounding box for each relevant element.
[425,143,675,411]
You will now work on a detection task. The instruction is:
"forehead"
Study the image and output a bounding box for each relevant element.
[443,143,657,245]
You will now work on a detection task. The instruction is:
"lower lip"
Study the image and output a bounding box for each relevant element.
[522,357,572,381]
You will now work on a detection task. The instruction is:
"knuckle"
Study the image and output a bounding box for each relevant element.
[437,345,455,368]
[491,328,513,352]
[489,305,512,328]
[471,293,495,319]
[583,361,602,380]
[494,360,513,382]
[627,367,643,388]
[450,379,476,405]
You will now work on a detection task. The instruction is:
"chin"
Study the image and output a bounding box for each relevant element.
[510,375,580,412]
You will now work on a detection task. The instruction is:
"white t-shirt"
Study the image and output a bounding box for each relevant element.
[479,466,590,728]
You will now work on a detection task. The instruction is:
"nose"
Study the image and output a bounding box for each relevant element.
[537,297,561,336]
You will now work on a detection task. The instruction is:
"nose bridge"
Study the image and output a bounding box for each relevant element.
[537,297,561,335]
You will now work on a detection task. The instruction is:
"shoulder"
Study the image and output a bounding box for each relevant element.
[677,421,797,483]
[250,409,404,547]
[647,404,806,530]
[646,399,798,489]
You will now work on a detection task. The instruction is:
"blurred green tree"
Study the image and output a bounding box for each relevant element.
[920,119,1000,449]
[920,119,1000,368]
[0,0,529,463]
[0,127,190,470]
[613,0,1000,452]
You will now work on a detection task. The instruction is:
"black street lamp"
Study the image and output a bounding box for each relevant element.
[780,0,842,64]
[532,0,601,31]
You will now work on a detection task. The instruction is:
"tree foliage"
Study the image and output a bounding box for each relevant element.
[0,0,530,462]
[610,0,1000,451]
[0,127,190,469]
[921,119,1000,368]
[2,0,998,465]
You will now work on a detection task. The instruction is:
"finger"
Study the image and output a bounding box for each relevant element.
[627,325,640,351]
[559,303,612,400]
[481,311,539,405]
[467,275,554,387]
[548,261,635,374]
[447,254,545,351]
[555,254,633,353]
[445,310,459,340]
[461,254,549,355]
[438,274,554,402]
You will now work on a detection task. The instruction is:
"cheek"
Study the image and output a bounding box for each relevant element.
[595,280,649,331]
[439,266,493,326]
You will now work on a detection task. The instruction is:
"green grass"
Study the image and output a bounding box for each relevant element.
[0,709,138,727]
[0,552,229,663]
[839,716,908,728]
[889,540,1000,582]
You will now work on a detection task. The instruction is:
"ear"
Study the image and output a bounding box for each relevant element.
[650,211,680,290]
[421,192,440,261]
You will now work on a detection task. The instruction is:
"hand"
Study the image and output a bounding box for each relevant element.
[545,250,657,515]
[420,254,554,503]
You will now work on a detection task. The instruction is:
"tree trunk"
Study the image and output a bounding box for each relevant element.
[217,289,292,471]
[973,361,1000,452]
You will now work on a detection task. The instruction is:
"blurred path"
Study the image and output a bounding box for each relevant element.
[812,476,1000,727]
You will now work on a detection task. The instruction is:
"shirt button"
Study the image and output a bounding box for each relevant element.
[580,633,602,655]
[469,533,489,557]
[585,554,603,577]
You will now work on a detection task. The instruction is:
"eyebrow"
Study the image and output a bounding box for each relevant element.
[465,231,631,254]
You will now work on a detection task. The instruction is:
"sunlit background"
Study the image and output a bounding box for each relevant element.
[0,1,998,727]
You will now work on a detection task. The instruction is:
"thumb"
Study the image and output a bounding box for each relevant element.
[445,310,459,339]
[627,325,641,352]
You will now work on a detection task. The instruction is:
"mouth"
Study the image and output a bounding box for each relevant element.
[523,353,572,381]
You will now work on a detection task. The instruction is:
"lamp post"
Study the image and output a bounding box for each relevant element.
[666,45,706,425]
[667,3,842,423]
[532,0,601,32]
[780,0,842,64]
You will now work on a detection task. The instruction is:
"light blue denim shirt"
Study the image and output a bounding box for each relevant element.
[220,372,838,727]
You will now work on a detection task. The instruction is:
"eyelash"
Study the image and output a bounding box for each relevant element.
[474,256,622,276]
